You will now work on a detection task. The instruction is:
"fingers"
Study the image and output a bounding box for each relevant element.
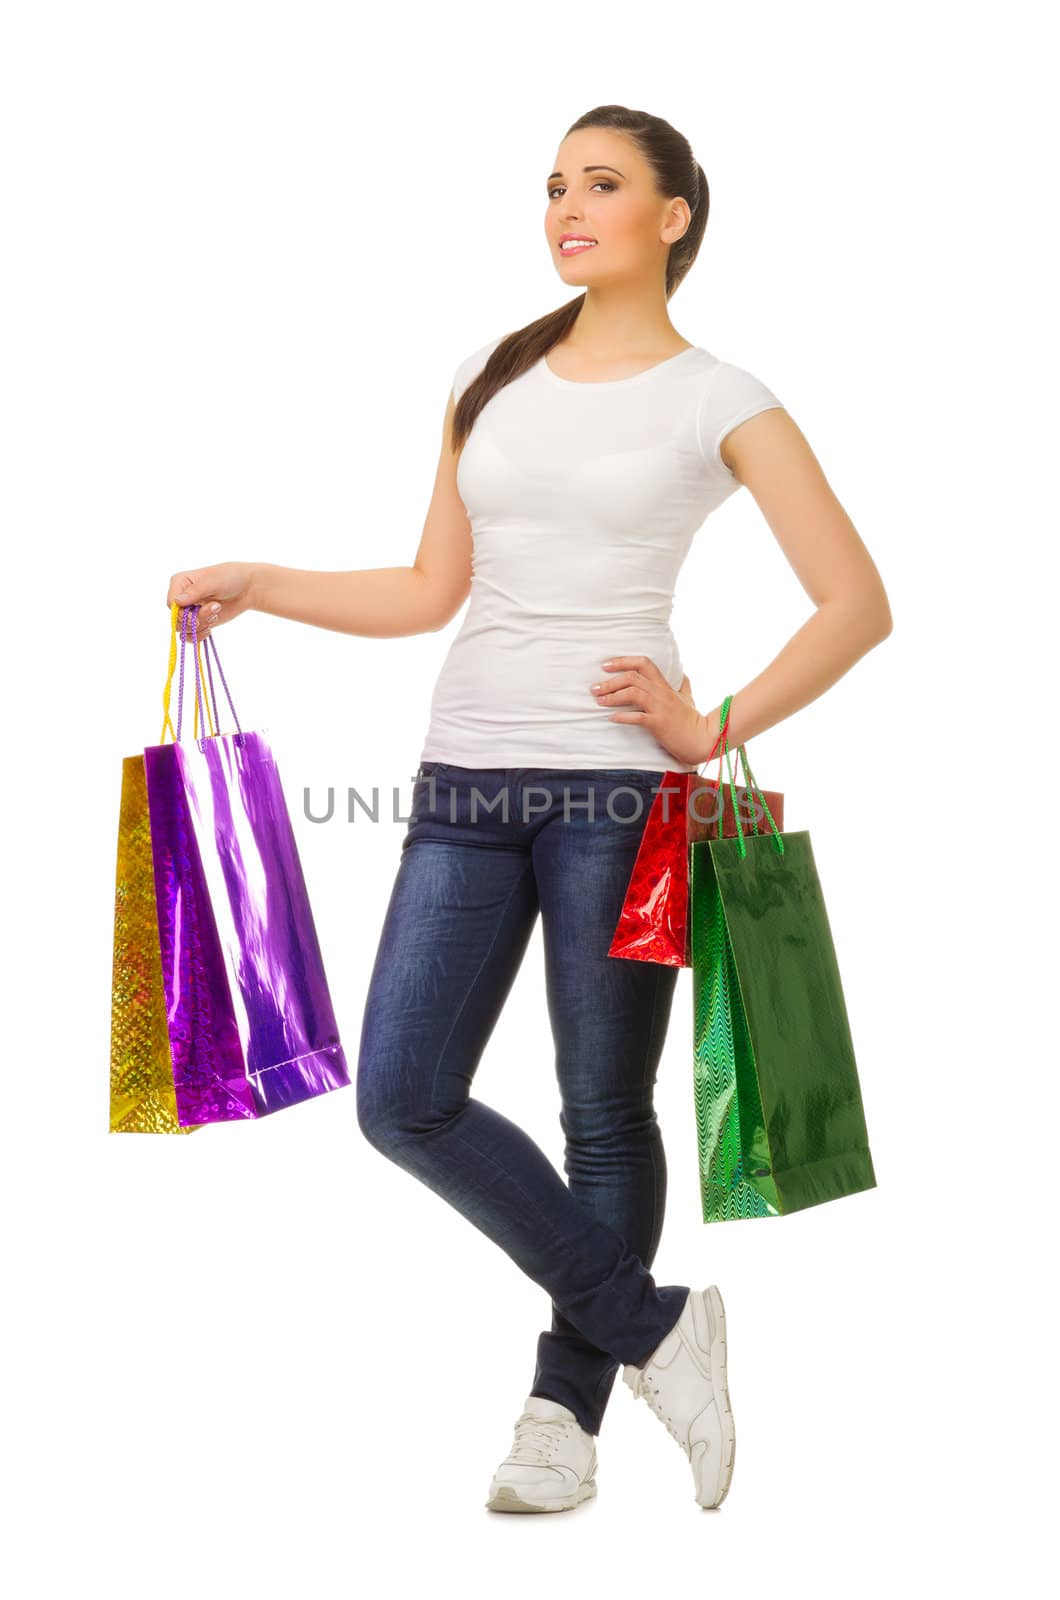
[170,598,223,640]
[590,653,658,702]
[166,570,208,608]
[591,655,689,725]
[590,671,651,712]
[191,603,223,639]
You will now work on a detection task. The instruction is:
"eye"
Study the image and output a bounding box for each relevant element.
[546,180,617,199]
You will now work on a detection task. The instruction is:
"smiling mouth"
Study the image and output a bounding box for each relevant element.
[559,239,597,254]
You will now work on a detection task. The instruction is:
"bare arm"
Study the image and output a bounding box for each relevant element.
[697,406,893,755]
[165,390,474,639]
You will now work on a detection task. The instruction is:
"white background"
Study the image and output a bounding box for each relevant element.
[3,0,1055,1593]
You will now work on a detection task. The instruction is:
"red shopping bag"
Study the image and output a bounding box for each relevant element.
[608,697,784,967]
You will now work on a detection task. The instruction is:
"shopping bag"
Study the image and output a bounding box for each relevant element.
[689,724,876,1220]
[109,603,349,1132]
[110,742,197,1133]
[608,695,783,967]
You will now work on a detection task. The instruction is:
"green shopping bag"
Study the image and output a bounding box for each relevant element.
[690,696,877,1221]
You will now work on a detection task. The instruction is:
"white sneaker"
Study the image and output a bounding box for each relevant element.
[485,1395,598,1513]
[623,1284,735,1508]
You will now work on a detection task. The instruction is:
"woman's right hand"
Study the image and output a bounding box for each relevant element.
[165,562,258,639]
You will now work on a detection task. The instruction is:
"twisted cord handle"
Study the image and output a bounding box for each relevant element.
[707,694,785,861]
[160,602,244,746]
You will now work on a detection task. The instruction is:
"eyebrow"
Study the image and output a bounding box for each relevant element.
[546,164,627,182]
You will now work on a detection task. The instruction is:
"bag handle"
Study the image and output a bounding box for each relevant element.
[705,693,785,861]
[160,602,211,743]
[178,603,215,743]
[696,698,732,772]
[159,603,244,747]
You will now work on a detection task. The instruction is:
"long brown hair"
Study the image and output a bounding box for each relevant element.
[451,104,709,453]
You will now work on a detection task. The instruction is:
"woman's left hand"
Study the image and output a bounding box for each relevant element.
[590,655,710,766]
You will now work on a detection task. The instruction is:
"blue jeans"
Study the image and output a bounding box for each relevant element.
[355,763,690,1436]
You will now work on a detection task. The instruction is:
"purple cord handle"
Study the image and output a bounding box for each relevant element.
[174,604,244,746]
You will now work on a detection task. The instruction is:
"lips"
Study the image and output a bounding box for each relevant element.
[559,236,597,254]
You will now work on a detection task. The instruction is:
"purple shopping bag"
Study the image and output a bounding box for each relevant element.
[142,603,348,1127]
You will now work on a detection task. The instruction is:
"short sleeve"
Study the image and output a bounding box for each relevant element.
[452,333,506,404]
[697,360,784,480]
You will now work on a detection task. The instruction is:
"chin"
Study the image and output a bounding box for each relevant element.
[557,261,603,282]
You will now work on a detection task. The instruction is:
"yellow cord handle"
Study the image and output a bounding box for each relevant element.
[160,603,218,745]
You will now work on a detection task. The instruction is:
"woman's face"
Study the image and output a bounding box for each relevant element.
[544,128,688,287]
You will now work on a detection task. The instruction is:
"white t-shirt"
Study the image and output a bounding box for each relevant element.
[417,335,784,772]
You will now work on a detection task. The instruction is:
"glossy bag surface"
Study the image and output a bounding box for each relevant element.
[689,731,875,1221]
[109,605,349,1132]
[608,756,784,969]
[109,751,202,1133]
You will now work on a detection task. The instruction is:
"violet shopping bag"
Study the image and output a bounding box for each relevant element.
[109,603,348,1132]
[690,724,876,1221]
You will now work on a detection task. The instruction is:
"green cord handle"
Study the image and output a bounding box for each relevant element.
[703,694,785,860]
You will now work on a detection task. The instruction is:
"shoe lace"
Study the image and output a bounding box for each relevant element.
[509,1412,572,1464]
[628,1369,686,1454]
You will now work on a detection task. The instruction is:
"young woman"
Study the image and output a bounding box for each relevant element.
[166,104,892,1515]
